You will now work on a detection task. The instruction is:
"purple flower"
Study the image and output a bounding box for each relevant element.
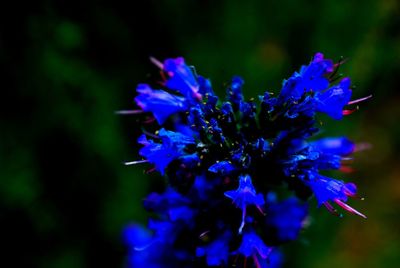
[306,173,366,218]
[143,188,195,224]
[315,77,352,120]
[138,134,180,175]
[225,174,265,233]
[310,137,355,156]
[196,231,231,266]
[227,76,245,110]
[280,53,333,102]
[163,57,202,102]
[208,160,236,175]
[265,197,308,242]
[237,230,272,259]
[255,249,283,268]
[123,53,368,267]
[135,84,188,124]
[138,129,195,175]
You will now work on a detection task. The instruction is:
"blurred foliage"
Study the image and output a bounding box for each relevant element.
[1,0,399,267]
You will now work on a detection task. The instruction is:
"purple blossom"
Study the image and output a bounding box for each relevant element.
[237,230,272,259]
[163,57,202,102]
[315,77,352,120]
[306,172,366,218]
[196,231,231,266]
[225,174,265,233]
[265,197,308,242]
[135,84,188,124]
[310,137,355,156]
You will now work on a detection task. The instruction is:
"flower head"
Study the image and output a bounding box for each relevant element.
[123,53,369,267]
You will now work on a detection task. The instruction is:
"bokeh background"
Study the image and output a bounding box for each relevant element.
[2,0,400,267]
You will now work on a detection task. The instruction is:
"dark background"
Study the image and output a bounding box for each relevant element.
[2,0,400,267]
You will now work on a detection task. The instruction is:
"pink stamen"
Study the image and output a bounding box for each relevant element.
[156,81,166,87]
[354,142,372,152]
[145,167,156,174]
[333,57,348,68]
[115,110,143,115]
[347,95,372,105]
[323,202,342,217]
[339,166,354,173]
[256,205,266,216]
[342,107,358,116]
[194,91,203,102]
[252,255,261,268]
[334,199,367,218]
[124,159,148,165]
[341,157,353,161]
[159,70,167,82]
[144,117,156,124]
[150,56,164,69]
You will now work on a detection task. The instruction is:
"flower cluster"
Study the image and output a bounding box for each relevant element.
[123,53,368,268]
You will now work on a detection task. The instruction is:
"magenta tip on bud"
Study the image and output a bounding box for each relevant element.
[342,107,358,116]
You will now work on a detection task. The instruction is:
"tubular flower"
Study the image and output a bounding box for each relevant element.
[122,53,369,268]
[224,174,265,234]
[135,84,189,124]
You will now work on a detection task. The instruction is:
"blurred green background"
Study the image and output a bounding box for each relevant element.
[2,0,399,267]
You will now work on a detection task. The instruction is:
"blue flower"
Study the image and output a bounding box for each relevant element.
[255,249,283,268]
[196,231,231,266]
[227,76,245,110]
[225,174,265,233]
[163,57,202,102]
[279,53,333,102]
[135,84,188,124]
[306,172,366,218]
[237,230,272,259]
[208,160,236,175]
[138,134,180,175]
[307,137,354,171]
[124,53,368,267]
[197,75,214,95]
[123,222,182,268]
[138,129,195,175]
[188,105,207,132]
[192,175,220,200]
[265,197,308,242]
[315,77,352,120]
[143,188,195,224]
[310,137,355,156]
[158,128,196,149]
